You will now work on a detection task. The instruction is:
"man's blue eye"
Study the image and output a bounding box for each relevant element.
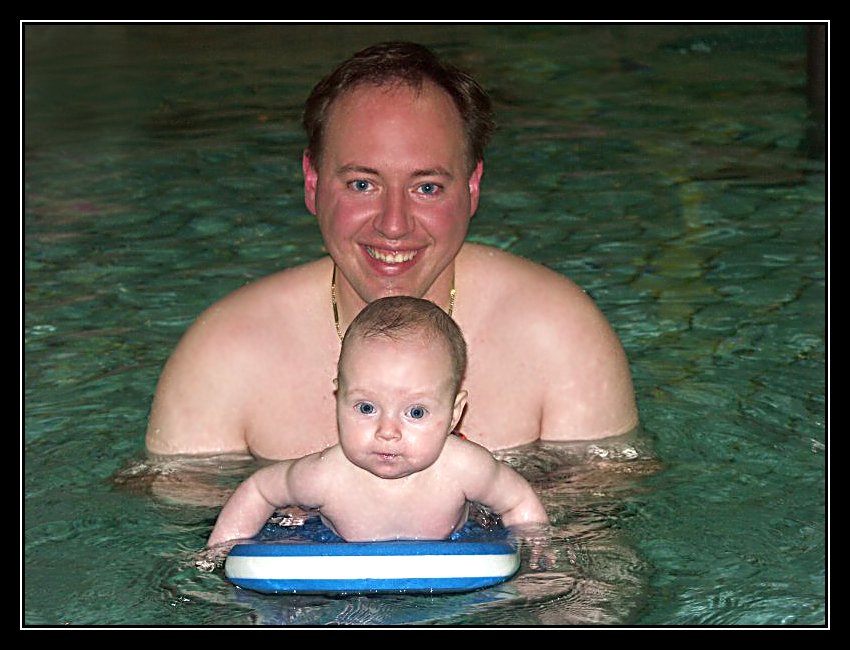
[357,402,376,414]
[408,406,427,419]
[419,183,438,194]
[352,180,370,191]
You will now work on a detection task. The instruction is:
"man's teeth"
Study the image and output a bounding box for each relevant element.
[367,247,417,263]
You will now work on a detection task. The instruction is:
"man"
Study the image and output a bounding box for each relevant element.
[145,41,638,463]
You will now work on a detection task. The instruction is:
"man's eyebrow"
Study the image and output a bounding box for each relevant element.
[336,164,380,176]
[335,164,454,179]
[412,167,454,179]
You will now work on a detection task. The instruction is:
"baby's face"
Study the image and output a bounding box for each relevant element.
[336,335,464,480]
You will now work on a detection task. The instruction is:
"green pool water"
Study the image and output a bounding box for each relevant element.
[23,22,826,627]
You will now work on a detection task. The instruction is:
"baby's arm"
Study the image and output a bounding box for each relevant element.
[457,442,554,569]
[207,458,310,548]
[459,442,548,528]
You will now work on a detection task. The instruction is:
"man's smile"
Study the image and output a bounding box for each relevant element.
[366,246,419,264]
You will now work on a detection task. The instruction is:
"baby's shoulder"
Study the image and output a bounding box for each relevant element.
[442,436,497,468]
[293,445,345,477]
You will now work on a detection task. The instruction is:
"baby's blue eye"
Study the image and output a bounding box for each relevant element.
[407,406,427,419]
[357,402,376,415]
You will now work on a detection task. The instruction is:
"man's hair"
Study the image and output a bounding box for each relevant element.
[303,41,495,173]
[339,296,467,393]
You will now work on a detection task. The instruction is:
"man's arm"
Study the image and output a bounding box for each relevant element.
[146,302,252,457]
[463,244,638,443]
[532,270,639,441]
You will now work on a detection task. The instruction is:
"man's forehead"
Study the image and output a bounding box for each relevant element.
[327,80,458,122]
[321,83,468,170]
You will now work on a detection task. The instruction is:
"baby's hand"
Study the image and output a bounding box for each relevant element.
[194,540,240,572]
[514,523,557,571]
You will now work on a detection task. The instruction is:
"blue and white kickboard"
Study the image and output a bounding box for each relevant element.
[224,517,520,595]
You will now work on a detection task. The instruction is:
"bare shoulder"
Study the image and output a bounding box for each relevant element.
[153,257,329,386]
[457,243,638,440]
[289,445,342,483]
[288,445,356,506]
[146,257,335,455]
[459,243,613,339]
[438,437,513,498]
[187,258,332,346]
[441,435,500,472]
[156,258,335,381]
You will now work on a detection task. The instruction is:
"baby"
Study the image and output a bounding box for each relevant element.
[207,296,548,549]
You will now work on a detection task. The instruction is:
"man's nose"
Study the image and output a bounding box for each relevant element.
[373,188,413,240]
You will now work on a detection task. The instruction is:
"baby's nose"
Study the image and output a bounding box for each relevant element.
[376,416,402,440]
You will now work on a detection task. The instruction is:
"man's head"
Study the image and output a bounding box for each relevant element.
[303,41,495,174]
[302,43,493,312]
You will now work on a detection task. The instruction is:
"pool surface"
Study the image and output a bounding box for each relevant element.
[23,22,827,627]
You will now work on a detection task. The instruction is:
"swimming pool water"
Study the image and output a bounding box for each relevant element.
[23,22,827,627]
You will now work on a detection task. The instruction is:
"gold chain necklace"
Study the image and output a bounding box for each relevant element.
[331,264,456,342]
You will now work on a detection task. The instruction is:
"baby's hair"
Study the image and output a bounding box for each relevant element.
[340,296,467,392]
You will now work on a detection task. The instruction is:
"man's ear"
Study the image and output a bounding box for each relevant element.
[303,150,319,215]
[467,160,484,216]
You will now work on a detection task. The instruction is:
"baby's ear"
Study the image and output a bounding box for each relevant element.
[451,390,468,430]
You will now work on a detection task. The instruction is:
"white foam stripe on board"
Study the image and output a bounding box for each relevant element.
[226,553,519,580]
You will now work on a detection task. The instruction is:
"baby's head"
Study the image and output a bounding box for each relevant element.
[335,297,469,479]
[338,296,467,395]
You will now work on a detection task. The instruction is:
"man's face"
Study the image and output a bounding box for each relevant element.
[303,82,483,309]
